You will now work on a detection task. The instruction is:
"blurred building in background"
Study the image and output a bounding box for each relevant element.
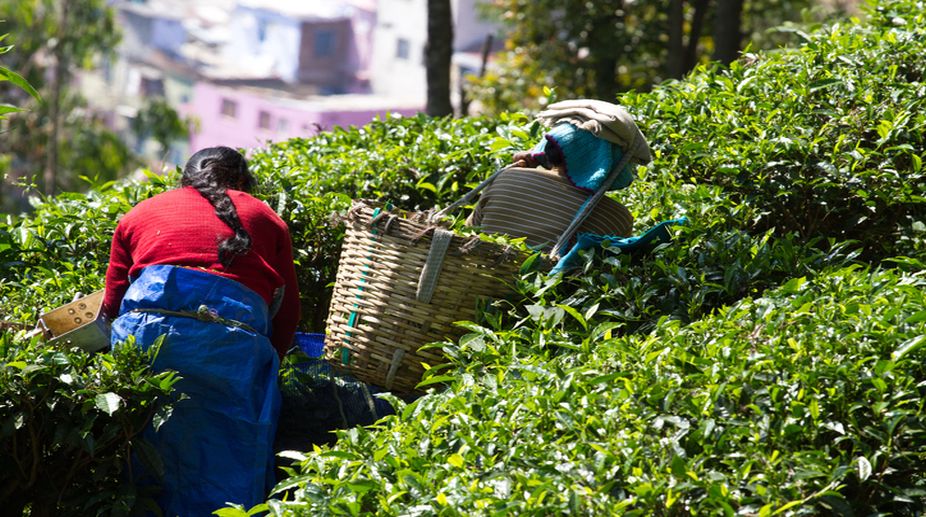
[78,0,499,169]
[223,0,375,93]
[370,0,498,103]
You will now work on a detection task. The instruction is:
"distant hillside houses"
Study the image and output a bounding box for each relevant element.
[79,0,500,167]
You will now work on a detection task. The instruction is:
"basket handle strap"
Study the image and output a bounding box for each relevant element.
[384,348,406,391]
[416,228,455,303]
[549,134,642,259]
[410,166,511,305]
[430,165,516,222]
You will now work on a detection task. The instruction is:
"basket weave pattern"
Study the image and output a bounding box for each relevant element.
[325,201,524,393]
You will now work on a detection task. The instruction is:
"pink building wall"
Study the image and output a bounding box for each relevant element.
[183,82,421,153]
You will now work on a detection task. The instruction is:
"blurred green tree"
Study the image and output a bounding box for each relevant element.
[0,31,42,115]
[0,0,134,211]
[131,98,190,157]
[468,0,848,113]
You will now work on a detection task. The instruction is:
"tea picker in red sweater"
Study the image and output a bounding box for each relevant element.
[103,146,300,515]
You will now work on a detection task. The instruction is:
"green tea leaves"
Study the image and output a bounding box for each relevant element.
[892,334,926,362]
[857,456,873,481]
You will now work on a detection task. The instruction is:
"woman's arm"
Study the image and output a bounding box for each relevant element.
[269,227,301,358]
[102,223,133,319]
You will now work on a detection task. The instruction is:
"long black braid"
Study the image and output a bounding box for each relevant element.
[180,146,257,267]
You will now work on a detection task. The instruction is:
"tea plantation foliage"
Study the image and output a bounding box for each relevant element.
[1,0,925,513]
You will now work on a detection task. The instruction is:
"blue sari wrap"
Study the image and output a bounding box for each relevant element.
[111,264,281,516]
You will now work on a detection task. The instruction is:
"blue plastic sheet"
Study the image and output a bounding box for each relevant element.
[111,265,281,516]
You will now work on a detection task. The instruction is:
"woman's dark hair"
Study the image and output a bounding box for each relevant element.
[181,146,257,267]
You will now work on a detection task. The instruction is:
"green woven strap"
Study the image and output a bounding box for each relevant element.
[131,305,260,335]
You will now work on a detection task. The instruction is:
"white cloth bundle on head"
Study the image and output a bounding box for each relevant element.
[536,99,653,166]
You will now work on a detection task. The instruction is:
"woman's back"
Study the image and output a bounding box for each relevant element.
[467,167,634,250]
[112,186,289,303]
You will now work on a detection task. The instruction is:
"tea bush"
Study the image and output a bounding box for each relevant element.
[270,265,926,515]
[0,336,177,516]
[621,0,926,261]
[259,0,926,514]
[0,178,182,514]
[2,0,926,513]
[0,177,166,320]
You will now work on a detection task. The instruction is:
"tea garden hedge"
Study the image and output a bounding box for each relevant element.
[2,0,925,513]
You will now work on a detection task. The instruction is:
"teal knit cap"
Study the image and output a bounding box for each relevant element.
[529,122,634,192]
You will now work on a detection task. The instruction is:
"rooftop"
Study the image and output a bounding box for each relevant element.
[235,0,371,19]
[117,0,236,22]
[211,81,424,111]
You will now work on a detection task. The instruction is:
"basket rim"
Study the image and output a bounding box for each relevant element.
[344,199,530,261]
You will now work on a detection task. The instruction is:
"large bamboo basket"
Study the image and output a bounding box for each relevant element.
[325,200,527,393]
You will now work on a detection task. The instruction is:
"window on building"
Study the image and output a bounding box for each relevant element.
[277,118,289,132]
[140,76,165,97]
[258,110,272,130]
[314,29,335,58]
[220,98,237,118]
[103,58,113,84]
[396,38,410,60]
[257,19,268,43]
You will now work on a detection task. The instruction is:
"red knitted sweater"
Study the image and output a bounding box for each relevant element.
[103,187,301,357]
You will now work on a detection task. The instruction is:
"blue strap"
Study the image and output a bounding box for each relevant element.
[549,135,642,258]
[550,217,688,275]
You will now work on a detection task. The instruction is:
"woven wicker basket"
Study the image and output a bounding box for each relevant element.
[325,200,526,393]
